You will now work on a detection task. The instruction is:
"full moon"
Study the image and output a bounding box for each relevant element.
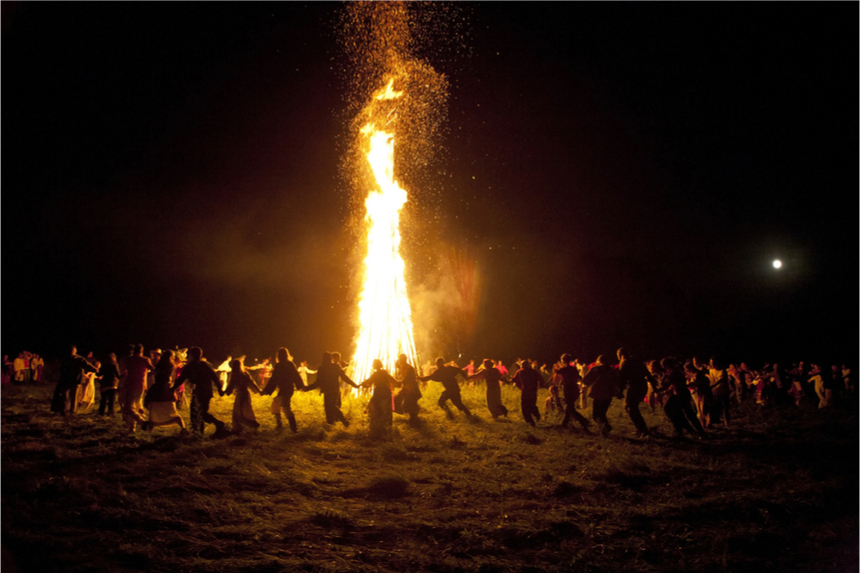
[773,259,782,269]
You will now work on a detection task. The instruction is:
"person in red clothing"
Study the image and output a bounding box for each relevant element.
[121,344,154,432]
[511,359,542,427]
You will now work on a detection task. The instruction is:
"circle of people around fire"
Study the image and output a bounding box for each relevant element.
[6,346,853,441]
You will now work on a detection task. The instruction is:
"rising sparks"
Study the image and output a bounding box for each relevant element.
[351,77,418,383]
[339,3,454,382]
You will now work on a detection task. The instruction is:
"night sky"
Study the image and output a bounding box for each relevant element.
[3,3,857,367]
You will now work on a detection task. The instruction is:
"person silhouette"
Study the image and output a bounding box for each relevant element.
[262,347,305,432]
[305,352,359,426]
[419,357,472,418]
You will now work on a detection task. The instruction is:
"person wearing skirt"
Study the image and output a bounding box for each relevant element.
[77,359,100,413]
[226,358,262,433]
[468,359,509,419]
[360,359,395,435]
[144,350,187,434]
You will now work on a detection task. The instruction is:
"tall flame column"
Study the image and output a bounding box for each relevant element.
[351,78,419,384]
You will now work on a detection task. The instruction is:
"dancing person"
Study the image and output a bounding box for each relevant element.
[98,353,121,416]
[576,358,590,410]
[737,363,754,404]
[646,360,663,413]
[511,359,543,427]
[262,347,305,432]
[468,359,508,419]
[617,348,655,438]
[216,355,232,393]
[708,357,731,428]
[225,357,262,433]
[582,355,619,436]
[841,364,853,398]
[553,354,591,431]
[173,348,188,410]
[122,344,154,432]
[13,353,26,385]
[77,357,100,412]
[544,366,562,414]
[143,349,187,434]
[360,359,396,435]
[176,346,229,438]
[393,353,422,425]
[297,360,317,385]
[463,359,477,377]
[31,354,44,384]
[685,360,712,429]
[495,360,510,384]
[2,355,12,385]
[658,357,706,439]
[540,363,554,387]
[305,352,360,427]
[256,357,272,390]
[50,345,98,417]
[419,357,472,418]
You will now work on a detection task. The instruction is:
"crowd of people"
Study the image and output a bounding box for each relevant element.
[3,351,45,386]
[7,343,854,441]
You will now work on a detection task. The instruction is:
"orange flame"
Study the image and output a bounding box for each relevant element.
[351,77,419,384]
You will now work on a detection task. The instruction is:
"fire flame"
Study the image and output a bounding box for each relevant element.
[351,78,419,384]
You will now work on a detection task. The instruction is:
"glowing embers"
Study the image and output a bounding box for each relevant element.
[351,78,418,384]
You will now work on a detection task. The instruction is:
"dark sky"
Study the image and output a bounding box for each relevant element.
[3,2,857,367]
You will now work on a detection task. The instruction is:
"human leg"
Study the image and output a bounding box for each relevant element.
[592,398,612,435]
[521,396,537,426]
[448,391,471,416]
[680,397,706,436]
[625,396,648,435]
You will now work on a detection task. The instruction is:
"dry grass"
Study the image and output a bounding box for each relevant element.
[2,383,857,573]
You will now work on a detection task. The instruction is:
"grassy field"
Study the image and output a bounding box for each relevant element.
[2,382,857,573]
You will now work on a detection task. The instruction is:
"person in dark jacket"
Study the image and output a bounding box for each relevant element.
[98,353,122,416]
[144,349,187,434]
[511,359,543,426]
[617,348,656,438]
[657,357,706,439]
[305,352,360,427]
[175,346,228,437]
[582,355,618,436]
[393,353,422,425]
[262,347,305,432]
[554,354,591,431]
[51,345,98,417]
[419,357,472,418]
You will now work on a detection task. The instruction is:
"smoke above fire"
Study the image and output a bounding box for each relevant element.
[337,3,470,377]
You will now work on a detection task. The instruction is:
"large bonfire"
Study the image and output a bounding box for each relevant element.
[342,4,449,383]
